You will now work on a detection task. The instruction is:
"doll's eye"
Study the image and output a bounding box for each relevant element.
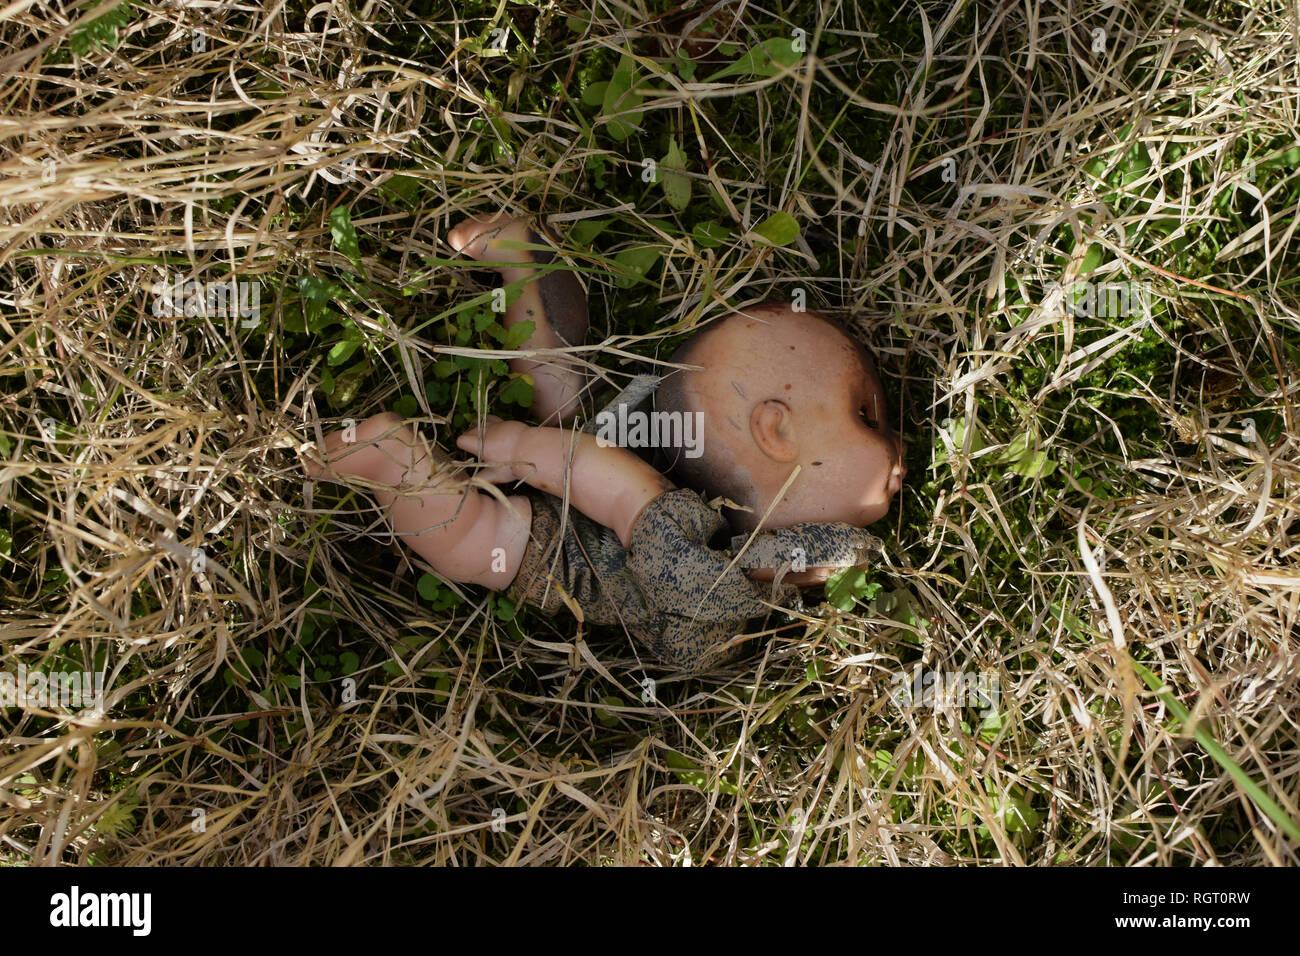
[861,390,883,429]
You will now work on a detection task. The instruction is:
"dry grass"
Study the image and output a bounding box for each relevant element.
[1,0,1298,865]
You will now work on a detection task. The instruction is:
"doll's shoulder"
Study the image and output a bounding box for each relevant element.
[628,486,729,549]
[624,489,770,619]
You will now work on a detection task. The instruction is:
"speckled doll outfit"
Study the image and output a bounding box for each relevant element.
[506,486,881,672]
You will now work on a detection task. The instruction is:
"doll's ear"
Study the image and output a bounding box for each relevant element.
[750,399,799,462]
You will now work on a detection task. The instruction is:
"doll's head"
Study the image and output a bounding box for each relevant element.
[656,303,905,534]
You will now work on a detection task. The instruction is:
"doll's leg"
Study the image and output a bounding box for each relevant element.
[448,215,590,426]
[304,413,531,590]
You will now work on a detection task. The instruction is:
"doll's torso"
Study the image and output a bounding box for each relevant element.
[507,487,878,672]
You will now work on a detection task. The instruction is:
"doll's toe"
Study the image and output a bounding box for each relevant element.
[448,215,534,263]
[447,217,486,253]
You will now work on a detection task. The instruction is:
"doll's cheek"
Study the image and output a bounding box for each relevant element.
[861,495,894,524]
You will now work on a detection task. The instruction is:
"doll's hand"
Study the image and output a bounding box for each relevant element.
[455,416,531,483]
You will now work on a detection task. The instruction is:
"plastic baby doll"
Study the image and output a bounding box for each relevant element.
[301,215,906,672]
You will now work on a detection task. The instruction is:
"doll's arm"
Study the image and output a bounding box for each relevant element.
[456,418,673,549]
[448,215,590,426]
[303,413,531,589]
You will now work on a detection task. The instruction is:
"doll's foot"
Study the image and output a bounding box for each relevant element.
[448,215,589,345]
[448,214,591,426]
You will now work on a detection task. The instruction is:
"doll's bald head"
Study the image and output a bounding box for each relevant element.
[656,304,904,534]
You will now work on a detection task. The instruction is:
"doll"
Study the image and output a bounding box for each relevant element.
[301,215,906,672]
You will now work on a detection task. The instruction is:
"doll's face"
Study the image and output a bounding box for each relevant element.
[792,338,905,527]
